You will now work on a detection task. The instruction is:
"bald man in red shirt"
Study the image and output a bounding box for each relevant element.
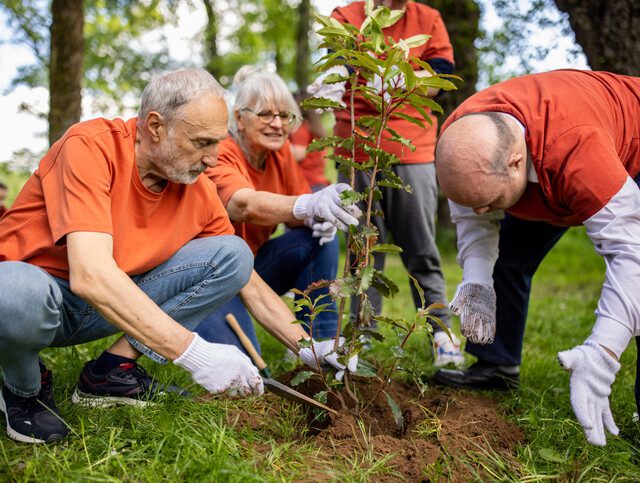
[434,69,640,446]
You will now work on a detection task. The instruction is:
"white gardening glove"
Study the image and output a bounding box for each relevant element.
[307,65,349,107]
[557,341,620,446]
[449,282,496,344]
[304,219,337,246]
[366,70,405,103]
[293,183,362,231]
[174,334,264,397]
[299,337,358,382]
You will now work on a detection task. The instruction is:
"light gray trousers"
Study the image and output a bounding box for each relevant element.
[340,162,451,328]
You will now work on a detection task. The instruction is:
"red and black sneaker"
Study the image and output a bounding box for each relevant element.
[0,369,69,443]
[72,360,189,407]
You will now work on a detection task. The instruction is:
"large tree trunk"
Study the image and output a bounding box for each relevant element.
[554,0,640,76]
[203,0,221,79]
[416,0,481,231]
[48,0,84,145]
[295,0,311,92]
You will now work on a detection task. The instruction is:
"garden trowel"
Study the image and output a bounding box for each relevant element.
[225,314,338,415]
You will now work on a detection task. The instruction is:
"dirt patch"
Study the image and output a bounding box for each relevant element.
[278,371,525,481]
[202,372,525,480]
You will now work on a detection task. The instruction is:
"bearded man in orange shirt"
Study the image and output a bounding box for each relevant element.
[0,69,355,444]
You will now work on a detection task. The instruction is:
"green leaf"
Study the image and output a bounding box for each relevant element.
[385,392,404,432]
[358,265,375,294]
[538,448,567,463]
[314,390,328,404]
[354,359,378,377]
[390,112,426,128]
[358,297,375,327]
[297,338,312,349]
[371,270,399,298]
[323,73,349,84]
[403,34,431,48]
[300,97,344,111]
[371,243,403,254]
[409,274,425,309]
[290,371,316,387]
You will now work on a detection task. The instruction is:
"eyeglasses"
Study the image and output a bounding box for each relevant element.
[241,108,296,126]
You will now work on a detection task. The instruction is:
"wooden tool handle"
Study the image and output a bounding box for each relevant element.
[225,313,268,372]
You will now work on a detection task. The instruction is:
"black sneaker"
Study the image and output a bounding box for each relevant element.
[0,370,69,443]
[433,360,520,391]
[72,360,189,407]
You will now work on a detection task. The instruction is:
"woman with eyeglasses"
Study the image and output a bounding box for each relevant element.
[194,66,361,355]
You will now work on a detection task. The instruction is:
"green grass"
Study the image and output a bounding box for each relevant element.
[1,168,639,479]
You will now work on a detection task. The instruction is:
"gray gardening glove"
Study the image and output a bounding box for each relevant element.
[293,183,362,231]
[175,334,264,397]
[307,65,348,108]
[449,282,496,344]
[304,219,337,246]
[558,341,620,446]
[299,337,358,382]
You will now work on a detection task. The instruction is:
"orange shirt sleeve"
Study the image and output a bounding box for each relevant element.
[280,142,312,196]
[206,140,255,206]
[40,135,115,244]
[421,10,454,64]
[196,180,235,238]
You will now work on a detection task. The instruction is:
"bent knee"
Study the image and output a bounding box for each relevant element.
[214,235,254,288]
[0,262,62,340]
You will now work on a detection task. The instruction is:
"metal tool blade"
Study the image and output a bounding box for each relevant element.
[263,378,338,415]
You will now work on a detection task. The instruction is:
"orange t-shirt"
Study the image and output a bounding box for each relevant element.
[0,206,6,219]
[206,137,311,254]
[332,1,454,164]
[441,70,640,226]
[289,120,329,188]
[0,117,234,279]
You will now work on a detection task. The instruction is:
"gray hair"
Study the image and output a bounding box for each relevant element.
[229,65,301,139]
[137,69,227,128]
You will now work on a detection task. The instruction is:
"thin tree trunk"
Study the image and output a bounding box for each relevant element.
[49,0,84,145]
[553,0,640,76]
[295,0,311,92]
[203,0,221,79]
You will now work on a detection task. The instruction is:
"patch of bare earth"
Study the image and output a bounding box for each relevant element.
[206,372,525,480]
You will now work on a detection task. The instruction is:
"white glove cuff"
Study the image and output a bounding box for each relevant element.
[174,334,217,372]
[586,316,633,360]
[293,194,312,220]
[462,256,494,286]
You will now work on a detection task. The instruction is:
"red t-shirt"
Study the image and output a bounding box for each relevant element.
[0,117,234,279]
[206,137,311,254]
[289,120,329,188]
[441,70,640,226]
[0,205,6,219]
[332,1,454,164]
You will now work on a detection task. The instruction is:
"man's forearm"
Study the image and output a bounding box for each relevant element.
[239,271,309,353]
[67,232,193,361]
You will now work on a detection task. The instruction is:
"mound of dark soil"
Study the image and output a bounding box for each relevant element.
[275,371,525,481]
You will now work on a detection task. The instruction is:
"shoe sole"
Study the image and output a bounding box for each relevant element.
[71,389,151,408]
[0,390,47,444]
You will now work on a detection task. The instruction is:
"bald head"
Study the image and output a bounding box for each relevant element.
[436,112,527,213]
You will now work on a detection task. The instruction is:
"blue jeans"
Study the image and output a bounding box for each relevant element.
[465,195,640,414]
[0,235,253,397]
[195,228,339,353]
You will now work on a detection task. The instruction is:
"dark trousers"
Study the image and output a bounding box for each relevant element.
[194,228,340,354]
[466,213,640,414]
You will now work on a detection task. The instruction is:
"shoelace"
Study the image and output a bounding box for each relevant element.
[113,362,153,392]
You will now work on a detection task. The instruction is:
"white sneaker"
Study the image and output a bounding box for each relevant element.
[433,331,465,368]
